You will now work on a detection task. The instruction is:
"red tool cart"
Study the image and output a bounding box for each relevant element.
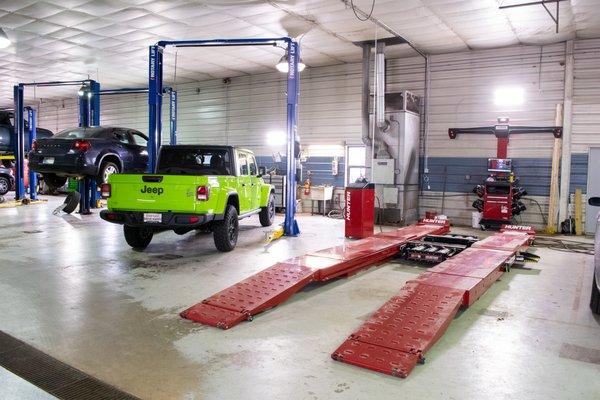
[345,182,375,239]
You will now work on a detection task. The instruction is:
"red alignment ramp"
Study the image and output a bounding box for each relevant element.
[181,222,449,329]
[332,282,464,378]
[332,229,533,378]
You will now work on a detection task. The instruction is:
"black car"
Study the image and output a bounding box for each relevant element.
[29,126,149,189]
[0,111,54,154]
[0,165,15,195]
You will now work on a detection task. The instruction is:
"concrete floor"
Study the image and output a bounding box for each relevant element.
[1,195,599,400]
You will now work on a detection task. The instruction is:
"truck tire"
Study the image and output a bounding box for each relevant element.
[259,193,275,227]
[213,205,238,252]
[124,225,153,250]
[592,275,600,315]
[0,176,9,195]
[98,161,120,184]
[62,191,81,214]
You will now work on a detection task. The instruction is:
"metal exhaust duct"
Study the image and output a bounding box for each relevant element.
[361,44,371,147]
[375,42,388,131]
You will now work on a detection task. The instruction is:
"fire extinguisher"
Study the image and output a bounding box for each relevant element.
[304,177,311,195]
[304,171,312,195]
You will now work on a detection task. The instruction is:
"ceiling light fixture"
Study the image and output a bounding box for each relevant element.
[0,28,11,49]
[276,52,306,73]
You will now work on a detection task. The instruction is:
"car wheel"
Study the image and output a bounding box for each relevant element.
[43,174,67,191]
[591,275,600,314]
[213,205,238,252]
[0,176,9,195]
[124,225,153,250]
[259,193,275,227]
[98,161,120,184]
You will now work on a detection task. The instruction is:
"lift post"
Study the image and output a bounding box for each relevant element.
[168,88,177,145]
[26,107,37,200]
[13,80,100,210]
[76,81,100,214]
[148,38,299,236]
[13,85,25,200]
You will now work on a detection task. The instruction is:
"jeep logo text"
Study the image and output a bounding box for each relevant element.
[141,186,164,195]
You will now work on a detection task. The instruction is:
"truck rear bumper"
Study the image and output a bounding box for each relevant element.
[100,210,221,228]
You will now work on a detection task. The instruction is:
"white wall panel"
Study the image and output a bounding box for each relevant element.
[37,42,573,162]
[573,38,600,153]
[37,63,363,156]
[425,43,565,159]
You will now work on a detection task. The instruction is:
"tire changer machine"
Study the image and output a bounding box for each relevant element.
[449,118,562,229]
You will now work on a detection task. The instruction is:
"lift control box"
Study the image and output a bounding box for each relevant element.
[345,183,375,239]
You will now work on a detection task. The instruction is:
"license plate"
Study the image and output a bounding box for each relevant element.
[42,157,54,164]
[143,213,162,223]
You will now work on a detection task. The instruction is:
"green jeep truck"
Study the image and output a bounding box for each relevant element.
[99,145,275,252]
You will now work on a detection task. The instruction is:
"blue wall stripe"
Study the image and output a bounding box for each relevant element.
[421,154,588,196]
[257,154,589,196]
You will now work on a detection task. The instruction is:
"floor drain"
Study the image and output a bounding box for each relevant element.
[0,330,140,400]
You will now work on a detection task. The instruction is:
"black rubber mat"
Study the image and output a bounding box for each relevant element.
[0,330,140,400]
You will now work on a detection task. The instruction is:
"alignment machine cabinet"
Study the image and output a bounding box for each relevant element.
[449,118,562,230]
[345,182,375,239]
[100,145,275,252]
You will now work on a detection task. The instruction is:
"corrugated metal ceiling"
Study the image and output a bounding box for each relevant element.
[0,0,598,107]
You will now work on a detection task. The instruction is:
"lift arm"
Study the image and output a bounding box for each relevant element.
[448,124,562,158]
[448,125,562,139]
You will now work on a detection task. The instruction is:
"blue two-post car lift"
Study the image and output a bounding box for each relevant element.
[14,80,100,213]
[12,82,178,213]
[147,37,300,236]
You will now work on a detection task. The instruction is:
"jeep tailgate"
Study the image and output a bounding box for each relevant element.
[107,174,214,213]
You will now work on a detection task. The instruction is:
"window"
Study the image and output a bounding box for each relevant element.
[248,155,257,175]
[54,127,106,139]
[237,152,248,175]
[157,147,231,175]
[112,129,130,144]
[130,131,148,147]
[346,145,367,185]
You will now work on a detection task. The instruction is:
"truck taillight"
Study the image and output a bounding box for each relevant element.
[196,185,209,201]
[32,140,38,151]
[100,183,111,198]
[73,139,91,151]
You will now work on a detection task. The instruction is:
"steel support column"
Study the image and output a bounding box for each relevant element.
[559,40,574,224]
